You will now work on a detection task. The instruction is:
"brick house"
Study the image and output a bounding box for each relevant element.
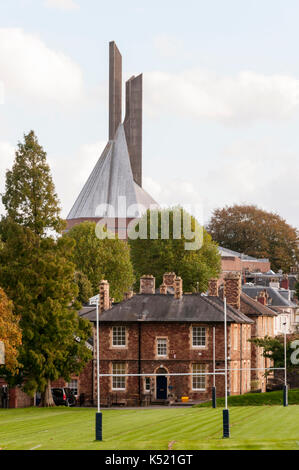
[76,272,276,406]
[2,271,277,408]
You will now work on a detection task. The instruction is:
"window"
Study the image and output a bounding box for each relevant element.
[192,364,206,390]
[67,379,78,396]
[234,326,238,350]
[157,338,167,356]
[112,326,126,347]
[112,363,126,390]
[144,377,151,392]
[192,327,206,347]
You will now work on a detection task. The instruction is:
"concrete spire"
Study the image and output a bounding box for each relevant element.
[124,74,143,187]
[109,41,122,140]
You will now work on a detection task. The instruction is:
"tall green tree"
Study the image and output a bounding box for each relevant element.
[251,335,299,371]
[74,271,93,305]
[0,220,92,405]
[207,204,299,272]
[128,207,221,292]
[0,131,91,406]
[1,130,64,236]
[65,222,135,302]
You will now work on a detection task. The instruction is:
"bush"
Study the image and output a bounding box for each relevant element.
[195,389,299,407]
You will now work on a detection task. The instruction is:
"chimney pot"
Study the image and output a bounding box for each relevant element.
[160,284,167,295]
[140,275,155,294]
[124,290,134,301]
[163,272,177,288]
[174,276,183,300]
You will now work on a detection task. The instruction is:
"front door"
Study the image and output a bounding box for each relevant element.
[156,376,167,399]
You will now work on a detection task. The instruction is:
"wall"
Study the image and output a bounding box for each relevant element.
[94,321,252,405]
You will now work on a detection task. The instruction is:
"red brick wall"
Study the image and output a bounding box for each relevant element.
[8,387,33,408]
[221,257,271,278]
[93,322,252,405]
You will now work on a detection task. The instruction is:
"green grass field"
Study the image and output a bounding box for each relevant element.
[1,404,299,450]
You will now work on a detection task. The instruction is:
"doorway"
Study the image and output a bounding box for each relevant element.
[156,374,167,400]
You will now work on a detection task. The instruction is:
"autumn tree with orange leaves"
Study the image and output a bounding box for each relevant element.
[207,204,299,272]
[0,287,21,374]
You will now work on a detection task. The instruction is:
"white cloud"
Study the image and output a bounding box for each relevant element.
[143,138,299,229]
[48,141,106,218]
[143,176,204,223]
[44,0,79,10]
[0,141,15,214]
[0,28,84,104]
[144,69,299,123]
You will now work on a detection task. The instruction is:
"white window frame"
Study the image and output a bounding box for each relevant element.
[112,363,126,391]
[192,364,206,391]
[144,377,151,392]
[67,379,78,396]
[192,327,206,348]
[157,338,167,357]
[112,326,126,347]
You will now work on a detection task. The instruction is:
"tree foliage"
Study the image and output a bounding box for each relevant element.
[0,220,92,404]
[207,204,299,272]
[128,208,221,292]
[0,131,91,406]
[65,222,135,302]
[74,271,93,305]
[0,287,22,375]
[251,335,299,370]
[1,130,64,236]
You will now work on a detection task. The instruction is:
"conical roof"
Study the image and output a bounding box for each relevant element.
[67,124,158,220]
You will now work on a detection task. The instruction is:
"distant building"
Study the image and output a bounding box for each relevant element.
[219,246,271,279]
[242,284,299,334]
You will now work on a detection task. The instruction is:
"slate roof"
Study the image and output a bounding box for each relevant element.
[79,294,253,324]
[242,285,297,308]
[67,123,158,220]
[240,292,277,317]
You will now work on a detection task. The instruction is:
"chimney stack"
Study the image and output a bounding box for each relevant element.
[163,272,177,289]
[224,272,241,310]
[174,276,183,300]
[208,278,219,297]
[257,289,268,306]
[140,275,155,294]
[124,290,134,301]
[280,274,289,290]
[99,280,110,313]
[160,283,167,295]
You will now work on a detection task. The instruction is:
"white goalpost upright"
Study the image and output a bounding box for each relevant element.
[95,298,102,441]
[222,297,230,438]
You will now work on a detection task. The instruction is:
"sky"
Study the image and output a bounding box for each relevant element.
[0,0,299,228]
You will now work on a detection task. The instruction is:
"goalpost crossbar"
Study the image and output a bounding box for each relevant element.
[98,372,226,377]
